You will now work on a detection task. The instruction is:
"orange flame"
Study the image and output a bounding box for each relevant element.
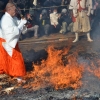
[25,46,84,90]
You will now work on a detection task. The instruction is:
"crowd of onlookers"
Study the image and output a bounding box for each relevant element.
[0,0,100,39]
[15,0,73,39]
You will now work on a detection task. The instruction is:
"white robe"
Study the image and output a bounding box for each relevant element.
[50,13,59,25]
[69,0,93,16]
[0,12,21,57]
[0,20,3,38]
[0,29,2,38]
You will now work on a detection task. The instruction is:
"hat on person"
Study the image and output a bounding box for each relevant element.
[61,8,67,13]
[41,9,47,14]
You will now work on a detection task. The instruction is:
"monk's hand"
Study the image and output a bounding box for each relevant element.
[18,19,27,30]
[21,19,27,25]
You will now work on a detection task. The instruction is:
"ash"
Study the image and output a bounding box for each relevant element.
[1,27,100,100]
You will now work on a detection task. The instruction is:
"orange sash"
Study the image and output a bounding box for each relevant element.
[78,0,86,12]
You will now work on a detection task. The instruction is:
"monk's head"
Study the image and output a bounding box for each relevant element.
[5,3,16,17]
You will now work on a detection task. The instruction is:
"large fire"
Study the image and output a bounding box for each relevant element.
[24,46,84,90]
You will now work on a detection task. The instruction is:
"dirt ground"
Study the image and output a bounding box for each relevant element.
[1,27,100,100]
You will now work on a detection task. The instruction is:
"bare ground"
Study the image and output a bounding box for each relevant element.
[1,29,100,100]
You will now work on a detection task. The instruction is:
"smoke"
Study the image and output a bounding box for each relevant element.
[90,4,100,53]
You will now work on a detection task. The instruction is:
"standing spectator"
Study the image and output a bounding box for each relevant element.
[69,0,93,42]
[50,8,61,33]
[39,9,50,36]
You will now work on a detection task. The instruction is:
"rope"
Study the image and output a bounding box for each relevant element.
[20,5,69,10]
[0,5,69,12]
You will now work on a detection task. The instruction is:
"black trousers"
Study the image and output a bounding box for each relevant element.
[50,24,61,33]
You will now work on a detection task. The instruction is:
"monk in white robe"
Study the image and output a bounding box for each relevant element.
[0,3,27,83]
[69,0,93,42]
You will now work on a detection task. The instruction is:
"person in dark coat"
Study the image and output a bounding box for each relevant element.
[59,8,73,34]
[39,9,50,36]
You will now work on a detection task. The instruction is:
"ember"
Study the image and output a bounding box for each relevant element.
[25,46,84,90]
[88,58,100,79]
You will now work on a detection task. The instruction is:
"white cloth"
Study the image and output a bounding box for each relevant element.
[0,20,2,38]
[0,28,2,38]
[18,19,27,30]
[69,0,78,10]
[50,13,59,25]
[0,12,26,57]
[33,0,37,6]
[69,0,93,16]
[13,17,27,32]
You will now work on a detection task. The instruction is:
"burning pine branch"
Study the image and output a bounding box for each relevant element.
[24,46,84,90]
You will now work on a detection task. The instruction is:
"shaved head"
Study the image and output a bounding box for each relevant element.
[5,3,16,17]
[6,3,15,11]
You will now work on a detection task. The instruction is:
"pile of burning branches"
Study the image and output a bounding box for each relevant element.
[24,46,84,90]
